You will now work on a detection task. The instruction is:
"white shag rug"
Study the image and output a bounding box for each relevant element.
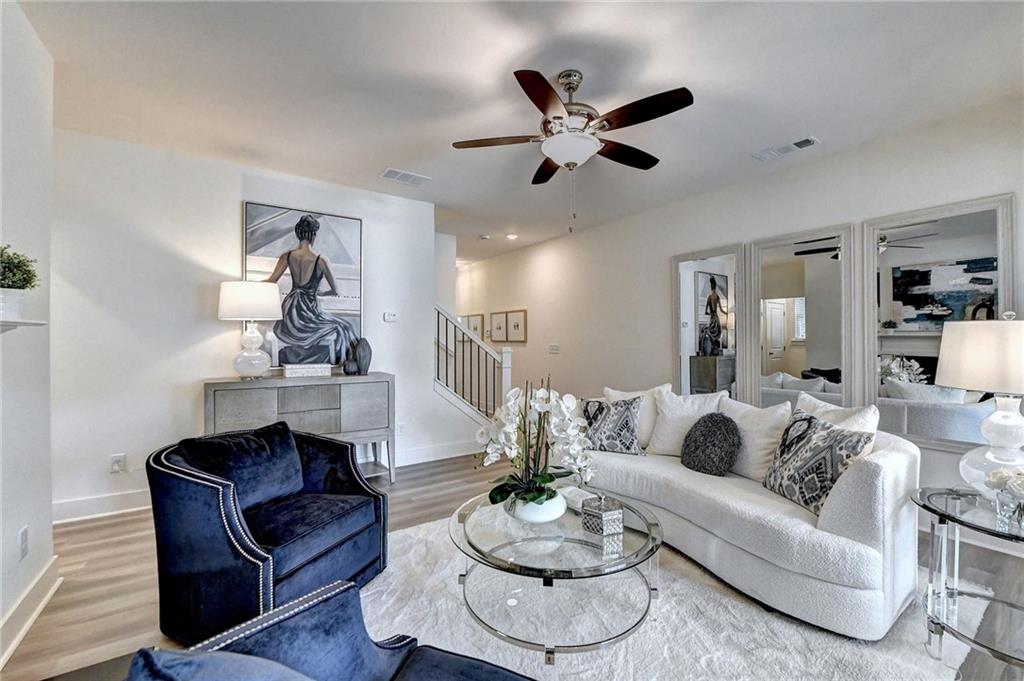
[359,519,982,681]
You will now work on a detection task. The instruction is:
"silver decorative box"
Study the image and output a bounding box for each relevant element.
[600,531,623,560]
[582,496,623,536]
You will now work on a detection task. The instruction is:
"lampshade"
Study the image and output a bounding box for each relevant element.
[541,132,601,168]
[218,281,282,321]
[935,319,1024,394]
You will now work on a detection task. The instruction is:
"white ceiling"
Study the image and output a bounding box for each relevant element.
[23,2,1022,262]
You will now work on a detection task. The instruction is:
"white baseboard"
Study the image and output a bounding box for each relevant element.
[0,556,62,669]
[397,439,480,467]
[52,489,151,523]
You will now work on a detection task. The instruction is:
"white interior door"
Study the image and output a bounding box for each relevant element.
[762,299,787,375]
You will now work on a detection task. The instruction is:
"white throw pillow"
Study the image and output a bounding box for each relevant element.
[823,380,843,394]
[782,374,826,392]
[647,391,728,456]
[719,398,792,482]
[883,378,966,404]
[795,392,879,454]
[759,372,784,388]
[604,384,672,450]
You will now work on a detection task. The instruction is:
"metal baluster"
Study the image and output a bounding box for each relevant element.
[436,310,440,382]
[446,318,450,391]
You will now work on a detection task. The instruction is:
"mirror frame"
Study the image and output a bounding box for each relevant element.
[745,224,857,407]
[860,192,1019,452]
[671,244,749,401]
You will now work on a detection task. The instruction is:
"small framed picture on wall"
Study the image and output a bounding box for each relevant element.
[506,309,527,343]
[490,312,508,343]
[464,313,484,338]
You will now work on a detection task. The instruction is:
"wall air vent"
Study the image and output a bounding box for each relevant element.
[751,137,821,162]
[380,168,432,186]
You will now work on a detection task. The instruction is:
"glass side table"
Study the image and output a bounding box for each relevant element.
[448,488,662,665]
[912,487,1024,668]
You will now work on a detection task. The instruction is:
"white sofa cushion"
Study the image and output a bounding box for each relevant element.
[782,374,825,392]
[796,392,879,454]
[719,398,791,482]
[884,378,966,403]
[760,372,784,388]
[647,391,727,456]
[823,380,843,394]
[588,451,882,589]
[604,384,671,450]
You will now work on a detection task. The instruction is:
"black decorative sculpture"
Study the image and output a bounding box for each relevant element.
[355,338,372,375]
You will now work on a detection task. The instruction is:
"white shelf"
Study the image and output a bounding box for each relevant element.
[0,318,47,334]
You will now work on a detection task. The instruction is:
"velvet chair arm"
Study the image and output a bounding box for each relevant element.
[293,433,388,568]
[146,445,276,645]
[191,581,416,681]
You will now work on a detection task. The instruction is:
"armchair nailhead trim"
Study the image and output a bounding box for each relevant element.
[150,447,275,613]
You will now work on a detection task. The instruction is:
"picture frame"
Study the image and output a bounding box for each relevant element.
[463,313,484,340]
[490,312,507,343]
[506,309,528,343]
[243,201,362,366]
[695,271,729,351]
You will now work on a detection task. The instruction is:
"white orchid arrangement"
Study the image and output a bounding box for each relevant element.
[879,354,928,384]
[477,378,593,508]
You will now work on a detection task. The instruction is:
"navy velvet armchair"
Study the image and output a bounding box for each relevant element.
[126,581,535,681]
[146,422,386,645]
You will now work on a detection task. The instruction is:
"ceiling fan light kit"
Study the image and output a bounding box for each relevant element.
[541,131,601,169]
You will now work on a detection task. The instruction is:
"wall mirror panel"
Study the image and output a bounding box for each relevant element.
[863,194,1018,449]
[672,246,746,400]
[748,225,855,408]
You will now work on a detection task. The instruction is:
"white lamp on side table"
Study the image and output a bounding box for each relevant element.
[936,312,1024,497]
[219,281,282,379]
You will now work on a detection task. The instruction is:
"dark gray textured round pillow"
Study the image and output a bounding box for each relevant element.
[681,413,742,476]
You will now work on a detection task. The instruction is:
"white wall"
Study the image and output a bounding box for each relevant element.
[51,130,479,520]
[457,99,1022,401]
[434,232,457,312]
[0,2,59,665]
[803,256,842,369]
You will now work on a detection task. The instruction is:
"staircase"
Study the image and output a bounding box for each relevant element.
[434,305,511,425]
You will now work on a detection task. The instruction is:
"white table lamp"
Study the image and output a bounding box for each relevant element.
[935,312,1024,497]
[219,281,282,379]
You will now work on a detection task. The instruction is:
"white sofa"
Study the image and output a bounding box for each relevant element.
[588,430,920,640]
[760,387,997,443]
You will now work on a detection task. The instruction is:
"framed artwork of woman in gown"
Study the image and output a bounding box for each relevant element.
[244,202,362,366]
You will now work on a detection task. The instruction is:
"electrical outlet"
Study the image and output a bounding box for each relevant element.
[383,312,398,323]
[19,526,28,560]
[548,344,560,355]
[109,453,127,474]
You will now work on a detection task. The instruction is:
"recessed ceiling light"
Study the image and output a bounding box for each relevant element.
[506,233,518,240]
[479,234,491,240]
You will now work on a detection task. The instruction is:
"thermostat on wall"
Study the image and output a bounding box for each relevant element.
[383,312,399,323]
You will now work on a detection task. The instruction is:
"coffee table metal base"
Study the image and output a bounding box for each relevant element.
[458,560,655,665]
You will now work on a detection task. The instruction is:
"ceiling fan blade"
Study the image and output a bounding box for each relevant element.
[597,139,659,170]
[532,157,560,185]
[514,70,568,120]
[885,232,940,244]
[452,136,537,149]
[793,235,839,245]
[887,245,925,249]
[794,246,840,256]
[589,87,694,132]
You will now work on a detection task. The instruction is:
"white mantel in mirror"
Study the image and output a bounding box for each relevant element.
[877,332,942,357]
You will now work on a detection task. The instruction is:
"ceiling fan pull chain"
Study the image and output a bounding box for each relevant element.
[569,170,577,233]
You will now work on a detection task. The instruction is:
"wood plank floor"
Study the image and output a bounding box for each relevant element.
[3,453,1021,681]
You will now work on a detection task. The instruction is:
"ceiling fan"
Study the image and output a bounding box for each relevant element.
[452,69,693,184]
[792,229,940,260]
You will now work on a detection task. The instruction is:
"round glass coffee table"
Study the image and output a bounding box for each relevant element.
[448,488,662,665]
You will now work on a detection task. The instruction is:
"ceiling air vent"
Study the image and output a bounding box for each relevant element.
[751,137,820,162]
[380,168,431,186]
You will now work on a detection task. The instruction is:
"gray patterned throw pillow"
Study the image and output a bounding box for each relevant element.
[763,408,874,515]
[583,397,643,455]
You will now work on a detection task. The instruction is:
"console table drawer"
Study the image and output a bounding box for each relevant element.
[279,408,341,434]
[214,388,277,432]
[340,382,390,431]
[278,385,341,413]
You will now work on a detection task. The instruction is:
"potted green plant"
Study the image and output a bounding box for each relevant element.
[0,244,39,320]
[880,319,899,335]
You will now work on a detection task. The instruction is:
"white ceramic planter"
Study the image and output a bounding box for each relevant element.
[507,491,567,524]
[0,288,25,321]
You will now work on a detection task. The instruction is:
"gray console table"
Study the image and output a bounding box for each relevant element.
[204,372,396,483]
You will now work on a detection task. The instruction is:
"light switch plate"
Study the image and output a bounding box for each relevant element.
[548,344,560,355]
[383,312,398,323]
